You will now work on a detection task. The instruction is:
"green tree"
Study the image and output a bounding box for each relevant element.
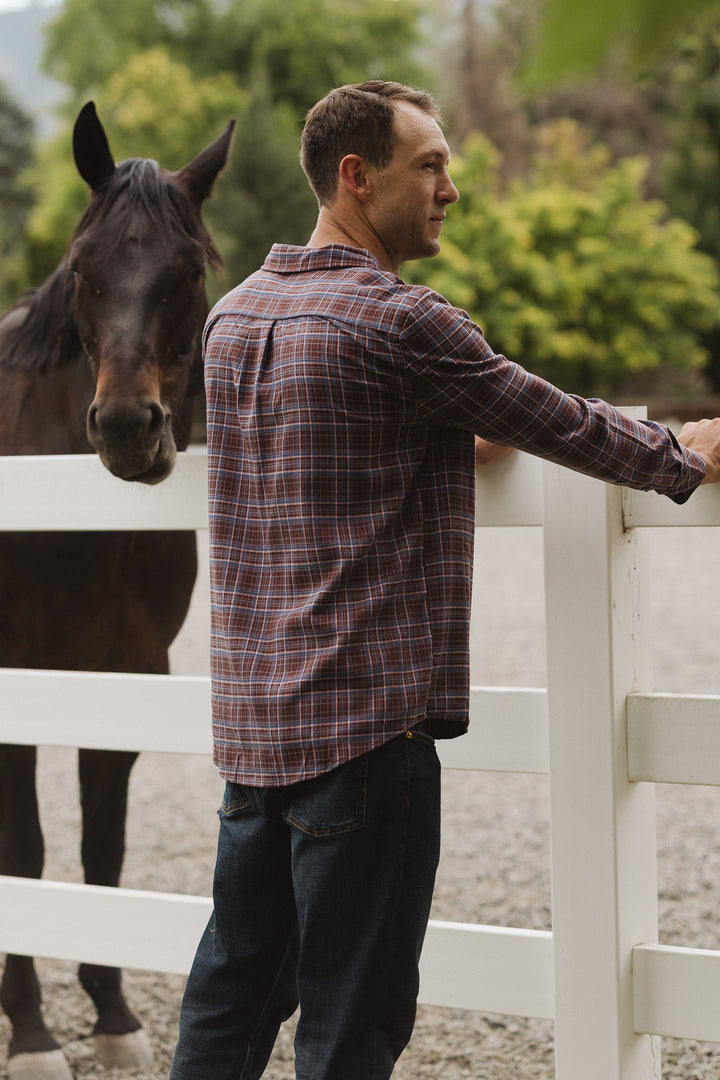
[409,121,720,397]
[428,0,673,195]
[0,81,34,309]
[204,84,318,300]
[28,0,427,293]
[662,19,720,260]
[647,13,720,387]
[43,0,426,111]
[524,0,719,85]
[41,0,191,101]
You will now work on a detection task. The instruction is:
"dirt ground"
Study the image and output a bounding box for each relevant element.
[3,522,720,1079]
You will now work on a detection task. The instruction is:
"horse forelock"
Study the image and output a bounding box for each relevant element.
[76,156,222,270]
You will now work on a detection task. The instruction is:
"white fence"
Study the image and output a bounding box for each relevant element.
[2,431,720,1079]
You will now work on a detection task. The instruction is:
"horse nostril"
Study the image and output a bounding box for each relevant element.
[86,401,101,442]
[146,400,166,442]
[87,398,167,451]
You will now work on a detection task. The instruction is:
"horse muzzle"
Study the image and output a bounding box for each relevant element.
[86,397,177,484]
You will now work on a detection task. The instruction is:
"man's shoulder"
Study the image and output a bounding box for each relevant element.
[205,243,463,336]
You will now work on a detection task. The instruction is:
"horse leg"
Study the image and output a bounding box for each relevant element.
[77,748,152,1069]
[0,745,73,1080]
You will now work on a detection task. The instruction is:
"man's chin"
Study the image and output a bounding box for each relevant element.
[405,240,442,265]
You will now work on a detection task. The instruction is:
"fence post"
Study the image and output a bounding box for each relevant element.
[542,462,660,1080]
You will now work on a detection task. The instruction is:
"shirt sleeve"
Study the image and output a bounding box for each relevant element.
[399,291,706,505]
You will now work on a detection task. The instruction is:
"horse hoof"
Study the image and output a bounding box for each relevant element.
[7,1050,74,1080]
[93,1029,153,1069]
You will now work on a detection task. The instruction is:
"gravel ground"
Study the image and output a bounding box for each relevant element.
[3,521,720,1079]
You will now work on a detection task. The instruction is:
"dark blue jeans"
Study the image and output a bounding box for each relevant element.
[168,723,441,1080]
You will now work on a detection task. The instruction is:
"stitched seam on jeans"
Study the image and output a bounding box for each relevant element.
[285,815,365,837]
[220,797,252,815]
[286,754,369,837]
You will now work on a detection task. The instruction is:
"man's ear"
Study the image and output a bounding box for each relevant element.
[338,154,373,202]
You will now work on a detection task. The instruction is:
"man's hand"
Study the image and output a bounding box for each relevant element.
[475,435,514,468]
[678,418,720,484]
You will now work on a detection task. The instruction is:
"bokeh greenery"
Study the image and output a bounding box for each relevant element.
[4,0,720,397]
[408,121,720,395]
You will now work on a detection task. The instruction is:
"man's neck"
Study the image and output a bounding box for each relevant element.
[306,206,398,274]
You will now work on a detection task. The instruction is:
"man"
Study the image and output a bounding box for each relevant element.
[169,81,720,1080]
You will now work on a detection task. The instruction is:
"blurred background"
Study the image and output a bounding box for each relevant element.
[3,0,720,414]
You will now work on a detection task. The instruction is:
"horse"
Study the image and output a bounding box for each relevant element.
[0,102,234,1080]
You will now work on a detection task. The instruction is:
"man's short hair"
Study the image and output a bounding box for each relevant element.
[300,80,442,207]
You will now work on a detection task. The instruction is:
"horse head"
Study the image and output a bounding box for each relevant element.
[69,102,234,484]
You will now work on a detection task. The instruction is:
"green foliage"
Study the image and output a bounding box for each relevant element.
[662,18,720,263]
[658,14,720,388]
[43,0,426,111]
[178,0,426,113]
[42,0,187,100]
[523,0,719,85]
[24,0,426,295]
[0,82,34,308]
[409,121,720,396]
[98,47,242,165]
[21,131,89,286]
[203,89,318,303]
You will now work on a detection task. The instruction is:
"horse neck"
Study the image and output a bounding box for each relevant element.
[0,256,98,455]
[0,327,95,458]
[0,261,80,370]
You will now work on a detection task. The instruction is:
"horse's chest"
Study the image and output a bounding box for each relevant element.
[0,530,197,672]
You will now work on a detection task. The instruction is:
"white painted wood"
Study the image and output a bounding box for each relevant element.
[0,445,541,532]
[0,671,549,774]
[419,921,554,1018]
[0,876,211,975]
[438,686,548,773]
[622,483,720,529]
[0,669,212,754]
[542,464,660,1079]
[475,450,543,527]
[627,693,720,785]
[633,943,720,1043]
[0,449,209,531]
[0,873,554,1019]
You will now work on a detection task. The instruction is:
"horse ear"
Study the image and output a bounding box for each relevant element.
[174,120,235,205]
[73,102,116,191]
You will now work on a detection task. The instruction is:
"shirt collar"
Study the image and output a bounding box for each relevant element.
[262,243,387,276]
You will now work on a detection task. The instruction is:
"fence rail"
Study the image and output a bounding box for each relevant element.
[2,436,720,1079]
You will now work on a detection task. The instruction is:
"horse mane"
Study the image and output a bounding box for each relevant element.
[0,266,80,372]
[0,157,222,373]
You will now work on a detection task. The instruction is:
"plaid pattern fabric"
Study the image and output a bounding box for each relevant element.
[204,244,705,785]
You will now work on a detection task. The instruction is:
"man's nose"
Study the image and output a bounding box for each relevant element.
[440,172,459,204]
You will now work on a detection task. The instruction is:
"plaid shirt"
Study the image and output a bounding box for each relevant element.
[204,244,705,785]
